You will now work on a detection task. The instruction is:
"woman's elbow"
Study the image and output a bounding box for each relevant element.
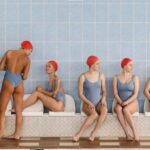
[0,65,5,71]
[102,91,107,98]
[78,92,83,99]
[144,89,148,97]
[133,92,138,99]
[22,75,27,80]
[113,92,118,98]
[104,90,107,96]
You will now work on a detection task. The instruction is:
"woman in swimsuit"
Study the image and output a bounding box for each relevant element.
[112,58,139,141]
[73,55,107,142]
[0,41,32,139]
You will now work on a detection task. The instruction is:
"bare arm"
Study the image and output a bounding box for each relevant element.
[123,76,140,105]
[100,74,107,103]
[22,59,31,80]
[53,78,61,97]
[0,51,8,71]
[36,85,53,97]
[112,76,123,105]
[40,89,53,97]
[78,74,94,106]
[144,78,150,100]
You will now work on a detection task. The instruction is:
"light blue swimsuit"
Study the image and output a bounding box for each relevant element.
[4,70,22,88]
[117,76,134,101]
[44,81,66,113]
[47,83,66,106]
[83,74,102,107]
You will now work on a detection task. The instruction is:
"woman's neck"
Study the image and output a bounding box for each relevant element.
[49,72,56,79]
[88,68,98,74]
[121,70,132,78]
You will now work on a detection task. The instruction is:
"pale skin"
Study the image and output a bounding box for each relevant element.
[112,61,139,141]
[73,60,107,142]
[11,62,65,113]
[144,78,150,108]
[0,48,32,140]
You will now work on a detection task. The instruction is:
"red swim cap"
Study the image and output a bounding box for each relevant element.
[21,41,33,50]
[48,60,58,71]
[86,55,100,68]
[121,58,132,68]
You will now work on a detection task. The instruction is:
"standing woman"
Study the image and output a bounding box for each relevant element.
[73,55,107,142]
[0,41,32,139]
[112,58,139,141]
[144,78,150,108]
[11,60,65,113]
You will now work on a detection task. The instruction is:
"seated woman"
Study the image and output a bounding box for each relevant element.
[144,78,150,108]
[112,58,139,141]
[73,55,107,142]
[11,60,65,112]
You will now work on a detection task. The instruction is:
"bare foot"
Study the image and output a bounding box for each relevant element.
[126,135,134,141]
[6,134,20,140]
[134,136,140,142]
[88,136,95,142]
[89,132,96,142]
[73,134,80,142]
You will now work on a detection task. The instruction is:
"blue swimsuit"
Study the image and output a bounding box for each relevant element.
[47,83,66,106]
[44,82,66,113]
[83,74,102,107]
[117,76,134,101]
[4,70,23,88]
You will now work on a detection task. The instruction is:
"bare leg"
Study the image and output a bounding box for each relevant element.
[123,100,139,141]
[36,92,64,111]
[0,80,13,139]
[10,91,39,112]
[7,82,24,140]
[11,91,64,112]
[73,103,98,142]
[22,91,40,109]
[89,104,107,141]
[115,104,133,141]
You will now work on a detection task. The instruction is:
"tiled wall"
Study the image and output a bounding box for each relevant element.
[0,0,150,113]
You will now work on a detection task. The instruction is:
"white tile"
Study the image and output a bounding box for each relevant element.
[99,136,119,140]
[59,142,79,146]
[140,136,150,140]
[60,137,73,140]
[140,142,150,146]
[21,137,40,141]
[19,142,39,147]
[100,142,120,146]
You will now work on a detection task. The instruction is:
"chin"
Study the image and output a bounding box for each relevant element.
[94,70,98,72]
[127,70,132,73]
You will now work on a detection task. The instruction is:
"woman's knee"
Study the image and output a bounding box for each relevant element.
[101,106,108,115]
[90,111,98,119]
[122,106,129,114]
[33,91,41,97]
[55,103,65,112]
[114,104,122,113]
